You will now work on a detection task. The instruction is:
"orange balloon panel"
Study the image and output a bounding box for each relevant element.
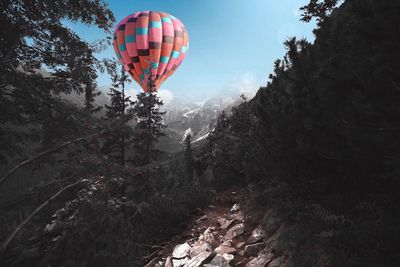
[113,11,189,92]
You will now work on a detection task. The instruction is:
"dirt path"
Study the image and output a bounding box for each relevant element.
[144,188,269,267]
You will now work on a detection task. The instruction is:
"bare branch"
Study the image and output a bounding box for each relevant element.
[0,130,105,188]
[0,178,84,252]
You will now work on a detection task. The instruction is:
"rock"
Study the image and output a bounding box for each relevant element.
[202,227,216,245]
[244,242,266,257]
[236,241,246,248]
[209,205,216,209]
[224,223,245,240]
[231,211,245,222]
[164,257,173,267]
[214,245,237,255]
[172,242,191,258]
[239,250,245,256]
[195,215,207,224]
[231,203,240,213]
[222,240,232,247]
[189,241,212,258]
[268,256,286,267]
[245,251,274,267]
[204,254,231,267]
[247,225,265,244]
[220,219,235,230]
[186,251,214,267]
[217,217,226,226]
[222,253,234,262]
[172,257,189,267]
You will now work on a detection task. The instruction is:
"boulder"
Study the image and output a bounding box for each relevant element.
[218,217,226,226]
[247,225,265,244]
[172,242,191,259]
[222,253,234,262]
[186,251,214,267]
[231,204,240,213]
[220,219,235,230]
[236,241,246,248]
[232,211,245,222]
[214,245,237,255]
[245,251,274,267]
[224,223,245,240]
[204,254,231,267]
[222,240,232,247]
[189,241,212,258]
[268,256,286,267]
[164,257,173,267]
[172,257,189,267]
[244,242,266,257]
[201,227,216,245]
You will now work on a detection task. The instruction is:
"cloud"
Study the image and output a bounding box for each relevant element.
[157,89,174,105]
[231,72,260,99]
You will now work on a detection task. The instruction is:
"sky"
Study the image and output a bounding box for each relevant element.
[67,0,316,103]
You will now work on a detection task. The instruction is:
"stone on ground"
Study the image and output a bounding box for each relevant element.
[204,254,231,267]
[247,225,265,244]
[172,242,191,259]
[189,241,212,258]
[214,245,237,255]
[186,251,214,267]
[220,219,235,230]
[164,256,173,267]
[231,204,240,213]
[224,223,245,240]
[245,251,274,267]
[244,242,266,257]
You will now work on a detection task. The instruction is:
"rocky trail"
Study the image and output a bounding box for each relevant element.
[144,189,287,267]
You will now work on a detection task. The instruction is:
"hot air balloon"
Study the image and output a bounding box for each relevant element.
[113,11,189,92]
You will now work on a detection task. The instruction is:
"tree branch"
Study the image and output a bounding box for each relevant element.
[0,178,84,253]
[0,130,105,188]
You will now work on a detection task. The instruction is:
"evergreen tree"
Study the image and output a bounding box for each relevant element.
[300,0,340,26]
[102,61,134,165]
[184,134,194,179]
[0,0,114,161]
[132,83,165,165]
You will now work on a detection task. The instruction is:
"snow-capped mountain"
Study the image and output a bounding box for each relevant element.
[162,96,239,145]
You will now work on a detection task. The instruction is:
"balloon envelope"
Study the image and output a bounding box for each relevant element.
[113,11,189,92]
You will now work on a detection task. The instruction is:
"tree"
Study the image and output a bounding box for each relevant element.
[0,0,115,161]
[184,134,194,179]
[300,0,340,26]
[102,61,134,165]
[132,84,166,165]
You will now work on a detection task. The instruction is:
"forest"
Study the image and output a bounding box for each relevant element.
[1,0,400,266]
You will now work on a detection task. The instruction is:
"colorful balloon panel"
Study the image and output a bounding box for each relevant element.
[113,11,189,92]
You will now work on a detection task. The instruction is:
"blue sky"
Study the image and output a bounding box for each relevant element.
[68,0,316,103]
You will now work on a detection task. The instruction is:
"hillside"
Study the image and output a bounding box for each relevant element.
[1,0,400,266]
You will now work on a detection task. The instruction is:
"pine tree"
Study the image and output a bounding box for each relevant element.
[0,0,114,162]
[300,0,339,26]
[184,134,194,179]
[132,83,166,165]
[102,61,134,165]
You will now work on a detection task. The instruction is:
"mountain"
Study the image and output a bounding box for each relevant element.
[162,96,241,145]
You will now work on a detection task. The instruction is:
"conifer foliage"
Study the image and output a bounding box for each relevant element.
[102,60,135,165]
[132,85,166,165]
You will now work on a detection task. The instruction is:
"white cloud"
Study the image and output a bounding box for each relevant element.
[231,71,260,99]
[157,89,174,105]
